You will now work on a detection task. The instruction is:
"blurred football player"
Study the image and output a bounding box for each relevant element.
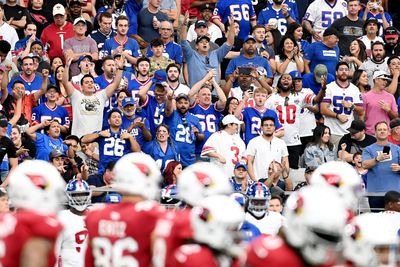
[85,153,164,267]
[0,160,66,267]
[56,179,92,267]
[152,162,232,267]
[160,184,185,209]
[246,186,349,266]
[170,195,245,267]
[245,182,285,235]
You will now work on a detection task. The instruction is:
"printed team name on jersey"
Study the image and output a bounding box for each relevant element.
[322,50,338,57]
[98,219,127,238]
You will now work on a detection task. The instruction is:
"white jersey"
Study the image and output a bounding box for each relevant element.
[266,91,314,146]
[303,0,348,41]
[56,209,88,267]
[299,88,317,137]
[246,135,289,180]
[201,130,246,176]
[245,211,285,235]
[322,81,363,136]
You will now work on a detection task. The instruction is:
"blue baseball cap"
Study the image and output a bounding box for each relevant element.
[78,55,93,65]
[152,69,167,84]
[244,35,256,43]
[122,97,136,107]
[289,70,302,80]
[234,162,248,171]
[105,193,122,204]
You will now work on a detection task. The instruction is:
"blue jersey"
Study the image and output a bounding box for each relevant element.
[212,0,256,40]
[143,139,180,171]
[121,114,150,148]
[102,36,141,72]
[359,11,392,37]
[267,0,299,21]
[13,35,41,59]
[257,5,298,35]
[125,0,143,35]
[304,41,340,77]
[35,133,68,161]
[242,107,282,145]
[189,103,223,154]
[8,74,43,94]
[146,40,183,65]
[89,29,116,52]
[31,103,70,128]
[97,129,132,174]
[165,111,203,167]
[127,78,154,101]
[229,177,253,194]
[142,95,166,136]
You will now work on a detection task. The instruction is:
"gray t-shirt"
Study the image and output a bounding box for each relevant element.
[137,8,169,43]
[64,36,98,76]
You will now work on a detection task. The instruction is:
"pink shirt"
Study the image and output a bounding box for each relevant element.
[363,90,397,135]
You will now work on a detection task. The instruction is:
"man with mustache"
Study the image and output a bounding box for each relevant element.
[360,41,389,86]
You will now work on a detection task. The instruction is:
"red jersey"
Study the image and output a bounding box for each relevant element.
[40,22,74,59]
[171,244,241,267]
[246,235,307,267]
[152,208,193,267]
[0,211,63,267]
[85,201,164,267]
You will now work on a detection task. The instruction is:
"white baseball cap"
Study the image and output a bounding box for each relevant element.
[53,4,65,16]
[222,115,243,125]
[373,70,391,80]
[73,17,86,26]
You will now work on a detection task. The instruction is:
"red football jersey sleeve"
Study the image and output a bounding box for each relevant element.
[85,201,164,267]
[0,211,62,267]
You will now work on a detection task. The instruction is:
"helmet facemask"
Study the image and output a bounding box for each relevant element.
[67,191,91,211]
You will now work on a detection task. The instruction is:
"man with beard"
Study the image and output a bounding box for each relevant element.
[7,55,42,94]
[226,35,273,85]
[383,26,400,56]
[128,57,152,99]
[187,4,222,42]
[257,0,297,35]
[266,73,325,169]
[166,63,190,96]
[320,62,364,147]
[164,93,204,167]
[358,17,383,57]
[360,41,389,86]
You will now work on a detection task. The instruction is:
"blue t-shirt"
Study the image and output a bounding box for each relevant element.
[143,139,180,171]
[97,129,132,174]
[302,73,336,95]
[146,40,183,65]
[189,104,223,155]
[102,37,141,73]
[304,42,340,77]
[257,5,297,35]
[362,143,400,192]
[242,107,282,145]
[165,111,203,167]
[213,0,256,40]
[35,133,68,161]
[125,0,143,35]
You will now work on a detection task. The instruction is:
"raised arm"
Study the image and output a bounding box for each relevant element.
[62,56,78,97]
[0,65,11,103]
[26,120,51,141]
[33,69,49,102]
[211,77,227,110]
[180,11,189,41]
[105,55,124,98]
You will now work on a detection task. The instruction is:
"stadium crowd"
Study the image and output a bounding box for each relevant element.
[0,0,398,266]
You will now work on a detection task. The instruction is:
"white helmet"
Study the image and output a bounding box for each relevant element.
[283,186,348,266]
[191,195,245,257]
[66,179,91,212]
[113,153,162,200]
[343,212,400,267]
[7,160,66,214]
[310,161,363,210]
[177,162,232,206]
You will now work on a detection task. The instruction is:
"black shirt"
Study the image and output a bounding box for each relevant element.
[3,4,32,39]
[337,133,377,154]
[0,136,17,164]
[329,17,364,56]
[27,8,53,37]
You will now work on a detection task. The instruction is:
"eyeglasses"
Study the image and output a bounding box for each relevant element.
[284,96,289,106]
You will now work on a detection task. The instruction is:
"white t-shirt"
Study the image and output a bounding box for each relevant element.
[246,136,288,180]
[71,89,108,138]
[0,22,18,61]
[186,23,223,42]
[245,211,285,235]
[56,210,87,267]
[171,83,190,96]
[266,91,314,146]
[201,130,246,176]
[322,81,363,136]
[303,0,348,42]
[299,88,317,137]
[72,73,84,87]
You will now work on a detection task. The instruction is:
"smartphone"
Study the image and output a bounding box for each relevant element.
[383,146,390,154]
[239,67,252,75]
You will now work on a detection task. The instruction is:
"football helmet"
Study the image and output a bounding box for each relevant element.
[246,182,271,219]
[310,161,363,210]
[343,213,400,267]
[177,162,232,206]
[284,186,348,266]
[7,160,66,214]
[191,195,245,257]
[66,179,91,211]
[160,184,185,209]
[113,152,162,200]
